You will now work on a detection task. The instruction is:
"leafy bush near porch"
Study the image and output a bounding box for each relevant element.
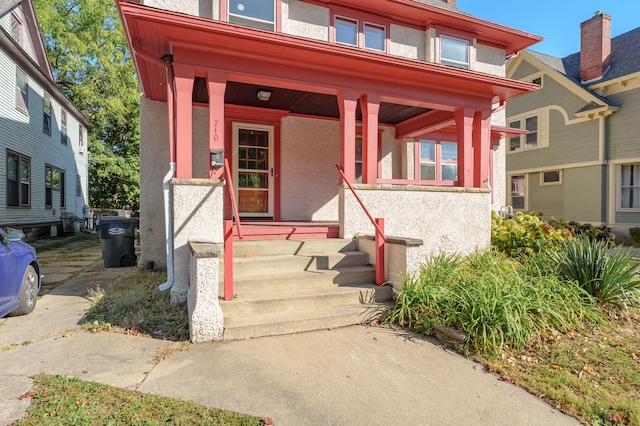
[630,227,640,246]
[547,217,616,247]
[491,211,569,257]
[549,237,640,306]
[387,250,605,358]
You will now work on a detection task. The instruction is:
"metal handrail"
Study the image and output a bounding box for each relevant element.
[336,164,387,285]
[335,165,388,243]
[224,158,243,240]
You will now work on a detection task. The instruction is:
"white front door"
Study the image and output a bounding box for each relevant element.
[232,122,275,218]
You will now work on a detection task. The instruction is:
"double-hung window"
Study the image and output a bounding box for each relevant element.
[61,110,68,145]
[46,166,65,209]
[16,68,28,113]
[228,0,275,31]
[509,115,538,151]
[440,35,469,69]
[43,94,52,134]
[333,14,387,52]
[7,152,30,207]
[79,124,85,154]
[510,175,526,209]
[418,140,458,183]
[620,164,640,209]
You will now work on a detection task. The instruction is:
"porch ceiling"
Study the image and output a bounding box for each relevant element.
[193,80,431,125]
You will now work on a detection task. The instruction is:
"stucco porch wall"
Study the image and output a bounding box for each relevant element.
[280,116,404,221]
[171,178,225,303]
[188,241,224,342]
[339,184,491,277]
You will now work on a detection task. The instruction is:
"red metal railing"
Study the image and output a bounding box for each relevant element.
[335,165,387,285]
[223,158,243,301]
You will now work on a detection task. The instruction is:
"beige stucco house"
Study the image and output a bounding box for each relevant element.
[115,0,541,341]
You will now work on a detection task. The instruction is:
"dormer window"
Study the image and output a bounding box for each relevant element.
[332,13,388,53]
[228,0,275,31]
[440,35,469,69]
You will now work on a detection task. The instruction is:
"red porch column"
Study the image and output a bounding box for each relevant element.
[473,110,492,188]
[454,108,475,187]
[207,71,227,179]
[166,66,176,163]
[360,94,381,184]
[337,90,359,183]
[173,64,196,178]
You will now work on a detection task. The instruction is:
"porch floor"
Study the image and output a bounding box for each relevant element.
[233,221,339,240]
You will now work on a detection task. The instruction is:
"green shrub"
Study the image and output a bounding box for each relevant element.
[387,250,604,358]
[549,237,640,306]
[491,211,569,257]
[629,227,640,246]
[547,217,615,247]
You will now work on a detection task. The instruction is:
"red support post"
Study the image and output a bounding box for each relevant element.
[224,219,233,301]
[375,217,385,285]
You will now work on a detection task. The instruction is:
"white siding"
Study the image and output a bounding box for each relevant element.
[0,48,89,227]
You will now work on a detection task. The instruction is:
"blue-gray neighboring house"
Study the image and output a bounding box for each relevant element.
[0,0,91,239]
[506,12,640,241]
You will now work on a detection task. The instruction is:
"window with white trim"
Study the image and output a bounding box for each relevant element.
[620,164,640,209]
[333,15,387,52]
[10,13,22,46]
[510,175,526,209]
[79,124,85,154]
[509,115,538,151]
[43,94,52,134]
[16,68,28,113]
[61,109,68,145]
[541,170,561,185]
[45,166,65,208]
[418,140,458,183]
[440,35,469,69]
[228,0,275,31]
[7,151,30,207]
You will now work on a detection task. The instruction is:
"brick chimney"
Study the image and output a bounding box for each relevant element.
[442,0,456,7]
[580,11,612,82]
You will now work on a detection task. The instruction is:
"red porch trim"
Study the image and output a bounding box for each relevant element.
[173,64,195,178]
[396,110,455,139]
[338,90,358,183]
[454,108,474,187]
[473,110,491,188]
[360,93,381,184]
[208,70,227,179]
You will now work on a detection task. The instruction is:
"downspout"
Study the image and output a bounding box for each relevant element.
[158,163,176,291]
[159,59,176,291]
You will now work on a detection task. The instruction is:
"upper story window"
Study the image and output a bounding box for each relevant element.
[79,124,85,154]
[16,68,28,113]
[418,139,458,184]
[333,13,388,53]
[10,13,22,46]
[228,0,275,31]
[440,35,469,69]
[61,110,68,145]
[509,115,538,151]
[43,94,52,134]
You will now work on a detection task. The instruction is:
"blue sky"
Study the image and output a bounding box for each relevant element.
[457,0,640,58]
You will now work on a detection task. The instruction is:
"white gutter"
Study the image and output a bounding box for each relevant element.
[159,162,176,291]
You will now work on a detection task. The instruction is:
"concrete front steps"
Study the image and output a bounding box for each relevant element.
[219,238,394,340]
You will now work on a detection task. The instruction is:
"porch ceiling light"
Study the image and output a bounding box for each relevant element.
[257,90,272,101]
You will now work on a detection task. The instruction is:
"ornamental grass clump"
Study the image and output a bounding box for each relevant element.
[491,211,569,257]
[550,237,640,306]
[387,250,605,359]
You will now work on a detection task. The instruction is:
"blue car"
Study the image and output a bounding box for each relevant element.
[0,228,41,318]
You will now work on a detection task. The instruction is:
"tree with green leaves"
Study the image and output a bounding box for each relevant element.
[33,0,140,210]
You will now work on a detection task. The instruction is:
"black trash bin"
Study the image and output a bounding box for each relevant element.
[97,216,138,268]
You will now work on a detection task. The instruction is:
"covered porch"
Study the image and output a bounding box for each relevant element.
[117,1,538,341]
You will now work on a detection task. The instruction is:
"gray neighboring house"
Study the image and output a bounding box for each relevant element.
[0,0,91,239]
[506,12,640,240]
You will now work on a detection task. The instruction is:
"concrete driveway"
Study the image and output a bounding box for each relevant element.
[0,238,581,426]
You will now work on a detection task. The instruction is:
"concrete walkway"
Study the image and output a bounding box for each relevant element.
[0,239,581,426]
